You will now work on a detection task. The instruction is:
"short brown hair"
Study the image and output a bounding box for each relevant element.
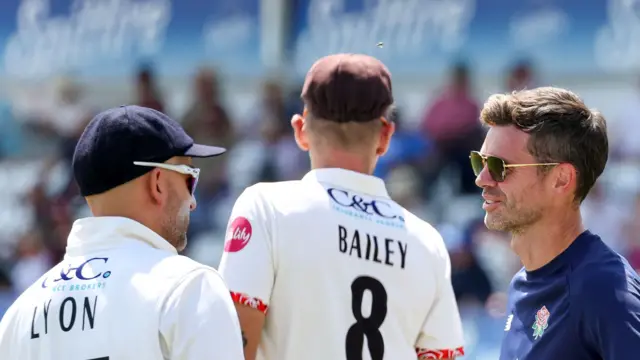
[301,53,393,123]
[480,87,608,202]
[301,54,394,150]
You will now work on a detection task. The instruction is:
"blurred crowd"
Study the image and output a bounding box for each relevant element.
[1,59,640,357]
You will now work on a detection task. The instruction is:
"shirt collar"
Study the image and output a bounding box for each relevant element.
[66,216,177,256]
[302,168,390,198]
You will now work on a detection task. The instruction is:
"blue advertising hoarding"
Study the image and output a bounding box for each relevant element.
[2,0,639,81]
[0,0,262,79]
[289,0,640,78]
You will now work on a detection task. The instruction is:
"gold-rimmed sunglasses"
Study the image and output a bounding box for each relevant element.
[469,151,559,182]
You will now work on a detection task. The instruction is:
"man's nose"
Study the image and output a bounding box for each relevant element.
[475,165,497,189]
[190,197,197,212]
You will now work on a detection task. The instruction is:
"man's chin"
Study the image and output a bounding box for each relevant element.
[484,213,508,231]
[175,235,188,253]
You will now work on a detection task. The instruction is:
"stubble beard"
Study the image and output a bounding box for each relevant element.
[484,200,542,235]
[161,193,190,252]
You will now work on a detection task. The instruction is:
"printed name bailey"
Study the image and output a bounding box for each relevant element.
[338,225,407,269]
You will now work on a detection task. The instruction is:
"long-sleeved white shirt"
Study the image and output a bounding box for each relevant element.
[0,216,244,360]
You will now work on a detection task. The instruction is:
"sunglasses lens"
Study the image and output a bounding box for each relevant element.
[470,152,484,176]
[187,176,198,195]
[486,156,506,182]
[470,152,507,182]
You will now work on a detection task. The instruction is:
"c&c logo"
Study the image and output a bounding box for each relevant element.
[41,257,111,288]
[327,187,404,221]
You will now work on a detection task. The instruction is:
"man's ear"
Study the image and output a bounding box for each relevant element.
[291,114,310,151]
[375,118,395,156]
[551,163,576,198]
[147,169,166,206]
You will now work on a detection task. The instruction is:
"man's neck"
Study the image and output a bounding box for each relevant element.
[310,150,376,175]
[511,209,585,271]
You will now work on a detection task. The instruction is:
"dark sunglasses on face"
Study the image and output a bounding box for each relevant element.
[469,151,559,182]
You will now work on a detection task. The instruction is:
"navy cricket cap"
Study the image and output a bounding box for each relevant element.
[301,53,393,123]
[72,105,226,196]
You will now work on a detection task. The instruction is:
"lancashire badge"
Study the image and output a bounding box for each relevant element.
[532,306,550,340]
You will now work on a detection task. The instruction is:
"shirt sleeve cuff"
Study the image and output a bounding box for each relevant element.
[415,346,465,359]
[230,291,269,314]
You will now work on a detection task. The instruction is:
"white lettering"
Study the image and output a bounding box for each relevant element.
[595,0,640,72]
[3,0,171,78]
[203,15,255,53]
[509,8,568,50]
[293,0,475,69]
[232,227,251,242]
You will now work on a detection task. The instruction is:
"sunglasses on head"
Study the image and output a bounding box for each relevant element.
[469,151,559,182]
[133,161,200,196]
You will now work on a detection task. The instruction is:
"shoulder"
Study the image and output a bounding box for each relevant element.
[571,253,640,312]
[234,180,326,216]
[403,211,448,260]
[160,262,229,303]
[171,266,227,294]
[244,181,307,198]
[234,181,306,207]
[400,212,452,284]
[154,255,221,289]
[158,254,216,275]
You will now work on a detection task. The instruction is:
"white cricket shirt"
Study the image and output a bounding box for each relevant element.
[218,168,465,360]
[0,217,244,360]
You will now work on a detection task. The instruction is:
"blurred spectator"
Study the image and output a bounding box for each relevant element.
[254,112,306,183]
[182,68,235,237]
[43,78,95,198]
[582,181,630,253]
[373,108,431,180]
[0,267,14,320]
[48,77,93,144]
[386,165,432,221]
[250,80,307,183]
[10,229,52,295]
[243,80,288,139]
[447,220,494,306]
[420,62,483,195]
[182,68,235,150]
[506,60,536,91]
[623,193,640,271]
[471,222,519,293]
[135,65,165,113]
[285,83,304,121]
[19,77,94,162]
[610,76,640,162]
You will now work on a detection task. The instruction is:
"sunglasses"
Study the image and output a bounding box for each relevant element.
[133,161,200,195]
[469,151,559,182]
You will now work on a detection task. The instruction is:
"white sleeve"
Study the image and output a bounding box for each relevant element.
[159,268,244,360]
[415,237,465,359]
[218,185,275,314]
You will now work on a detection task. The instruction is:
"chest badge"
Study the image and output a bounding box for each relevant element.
[532,306,550,340]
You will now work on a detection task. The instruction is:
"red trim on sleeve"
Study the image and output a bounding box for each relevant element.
[416,346,464,359]
[230,291,269,314]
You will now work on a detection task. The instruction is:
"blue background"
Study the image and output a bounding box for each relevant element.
[0,0,631,80]
[0,0,262,79]
[289,0,615,78]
